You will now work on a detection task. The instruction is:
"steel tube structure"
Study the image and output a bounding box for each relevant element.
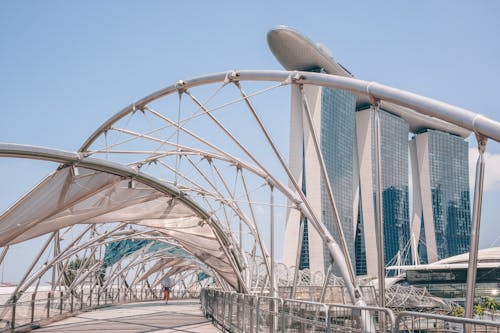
[77,69,500,309]
[0,143,246,292]
[1,70,499,314]
[291,219,304,299]
[373,100,386,308]
[81,70,500,152]
[270,185,276,298]
[465,135,487,321]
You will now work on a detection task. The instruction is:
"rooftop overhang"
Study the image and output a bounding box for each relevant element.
[387,247,500,272]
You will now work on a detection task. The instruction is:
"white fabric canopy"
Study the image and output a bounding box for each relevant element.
[0,166,239,288]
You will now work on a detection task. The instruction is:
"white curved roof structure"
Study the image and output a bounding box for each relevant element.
[436,247,500,265]
[387,247,500,271]
[0,143,243,290]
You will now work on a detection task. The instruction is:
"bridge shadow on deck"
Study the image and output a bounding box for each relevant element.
[33,300,219,333]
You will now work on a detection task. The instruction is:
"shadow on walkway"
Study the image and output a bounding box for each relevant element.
[33,300,219,333]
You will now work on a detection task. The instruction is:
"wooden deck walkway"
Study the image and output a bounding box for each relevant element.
[33,299,220,333]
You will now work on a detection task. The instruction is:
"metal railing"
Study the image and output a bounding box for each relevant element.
[202,289,375,332]
[396,311,500,333]
[201,289,500,333]
[327,302,394,333]
[0,286,197,332]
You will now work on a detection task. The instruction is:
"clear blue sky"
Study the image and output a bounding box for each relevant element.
[1,1,500,281]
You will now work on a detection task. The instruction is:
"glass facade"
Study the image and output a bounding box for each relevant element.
[299,142,310,269]
[294,84,469,276]
[355,205,367,275]
[320,87,356,272]
[379,111,411,268]
[405,267,500,301]
[299,217,310,269]
[425,129,471,260]
[355,109,410,275]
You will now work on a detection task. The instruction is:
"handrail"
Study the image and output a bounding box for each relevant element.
[201,289,500,333]
[0,287,196,332]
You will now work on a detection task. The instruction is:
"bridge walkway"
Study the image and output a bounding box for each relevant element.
[32,299,219,333]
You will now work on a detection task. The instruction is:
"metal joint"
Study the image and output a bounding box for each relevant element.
[369,96,380,110]
[290,71,303,85]
[295,200,304,210]
[264,176,274,188]
[231,161,242,171]
[367,82,379,99]
[175,80,186,94]
[475,133,488,153]
[224,71,239,84]
[70,164,80,177]
[203,155,213,164]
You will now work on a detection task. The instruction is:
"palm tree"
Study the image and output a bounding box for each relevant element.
[482,296,497,320]
[63,257,105,287]
[450,305,464,317]
[474,304,485,318]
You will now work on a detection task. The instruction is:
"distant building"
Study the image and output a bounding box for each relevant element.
[284,82,356,274]
[354,107,410,276]
[410,129,471,263]
[389,247,500,302]
[269,26,471,277]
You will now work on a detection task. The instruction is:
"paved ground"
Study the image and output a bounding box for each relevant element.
[34,300,220,333]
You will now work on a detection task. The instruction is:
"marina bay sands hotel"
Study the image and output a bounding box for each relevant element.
[269,27,471,277]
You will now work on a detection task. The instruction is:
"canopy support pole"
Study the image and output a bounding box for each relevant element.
[371,98,386,308]
[465,134,487,321]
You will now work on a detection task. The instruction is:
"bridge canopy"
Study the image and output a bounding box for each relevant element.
[0,161,238,289]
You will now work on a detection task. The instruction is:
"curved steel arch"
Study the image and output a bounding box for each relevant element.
[81,70,500,147]
[77,69,500,308]
[0,143,245,292]
[9,227,217,300]
[2,70,496,312]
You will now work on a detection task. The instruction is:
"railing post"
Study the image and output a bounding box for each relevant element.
[299,306,306,333]
[47,292,51,319]
[89,288,93,308]
[221,291,226,328]
[325,305,331,333]
[229,293,234,331]
[281,299,286,333]
[255,297,260,333]
[11,295,17,330]
[31,293,36,323]
[60,291,63,315]
[249,296,255,333]
[236,294,241,331]
[242,295,246,333]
